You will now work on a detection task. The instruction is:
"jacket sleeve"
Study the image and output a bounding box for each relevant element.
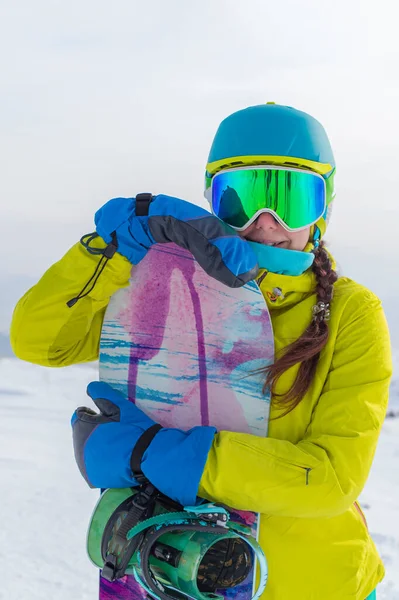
[10,236,132,367]
[198,291,393,519]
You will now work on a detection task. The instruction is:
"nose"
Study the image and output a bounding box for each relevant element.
[254,212,279,230]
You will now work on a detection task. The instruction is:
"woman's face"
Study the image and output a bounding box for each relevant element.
[239,212,310,252]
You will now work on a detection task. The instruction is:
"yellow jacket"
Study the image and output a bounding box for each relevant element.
[11,238,392,600]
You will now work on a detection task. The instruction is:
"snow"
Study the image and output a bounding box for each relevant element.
[0,358,398,600]
[0,359,98,600]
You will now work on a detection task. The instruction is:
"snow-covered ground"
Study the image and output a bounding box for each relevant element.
[0,358,398,600]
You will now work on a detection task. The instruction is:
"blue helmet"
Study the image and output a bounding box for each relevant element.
[205,103,336,238]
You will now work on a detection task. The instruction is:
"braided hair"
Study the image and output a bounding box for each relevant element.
[264,242,338,419]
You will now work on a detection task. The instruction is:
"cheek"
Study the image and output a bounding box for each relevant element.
[239,223,255,239]
[290,228,310,250]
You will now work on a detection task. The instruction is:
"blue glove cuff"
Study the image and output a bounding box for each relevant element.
[142,425,217,506]
[93,195,259,287]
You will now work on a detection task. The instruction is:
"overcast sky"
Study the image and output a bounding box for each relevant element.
[1,0,399,341]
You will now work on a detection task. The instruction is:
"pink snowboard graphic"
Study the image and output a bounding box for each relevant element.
[99,243,274,600]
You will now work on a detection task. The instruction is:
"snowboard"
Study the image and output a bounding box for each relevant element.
[98,243,274,600]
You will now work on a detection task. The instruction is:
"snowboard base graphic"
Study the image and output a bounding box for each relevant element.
[98,243,274,600]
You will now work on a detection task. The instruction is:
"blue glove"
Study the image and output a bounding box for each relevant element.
[94,194,258,288]
[71,381,216,506]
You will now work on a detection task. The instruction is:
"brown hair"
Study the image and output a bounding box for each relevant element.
[263,242,338,419]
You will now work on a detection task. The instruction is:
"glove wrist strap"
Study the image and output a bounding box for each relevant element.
[135,193,153,216]
[130,423,162,484]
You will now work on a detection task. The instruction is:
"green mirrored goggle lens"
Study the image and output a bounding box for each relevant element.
[211,168,326,230]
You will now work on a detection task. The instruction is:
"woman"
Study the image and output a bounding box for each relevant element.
[11,103,391,599]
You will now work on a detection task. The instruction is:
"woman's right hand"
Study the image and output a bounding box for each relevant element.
[94,194,259,288]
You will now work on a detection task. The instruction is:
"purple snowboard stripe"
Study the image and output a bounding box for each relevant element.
[186,276,209,426]
[126,246,198,404]
[126,247,209,420]
[99,574,145,600]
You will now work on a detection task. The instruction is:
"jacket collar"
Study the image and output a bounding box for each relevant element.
[256,251,336,310]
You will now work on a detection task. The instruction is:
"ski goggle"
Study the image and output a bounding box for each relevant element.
[208,166,326,231]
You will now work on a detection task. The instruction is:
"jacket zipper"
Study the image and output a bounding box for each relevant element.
[234,440,312,485]
[354,501,368,530]
[304,468,311,485]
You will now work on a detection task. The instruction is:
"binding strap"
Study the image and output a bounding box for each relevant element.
[102,483,158,582]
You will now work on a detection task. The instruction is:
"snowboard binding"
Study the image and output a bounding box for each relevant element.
[87,485,268,600]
